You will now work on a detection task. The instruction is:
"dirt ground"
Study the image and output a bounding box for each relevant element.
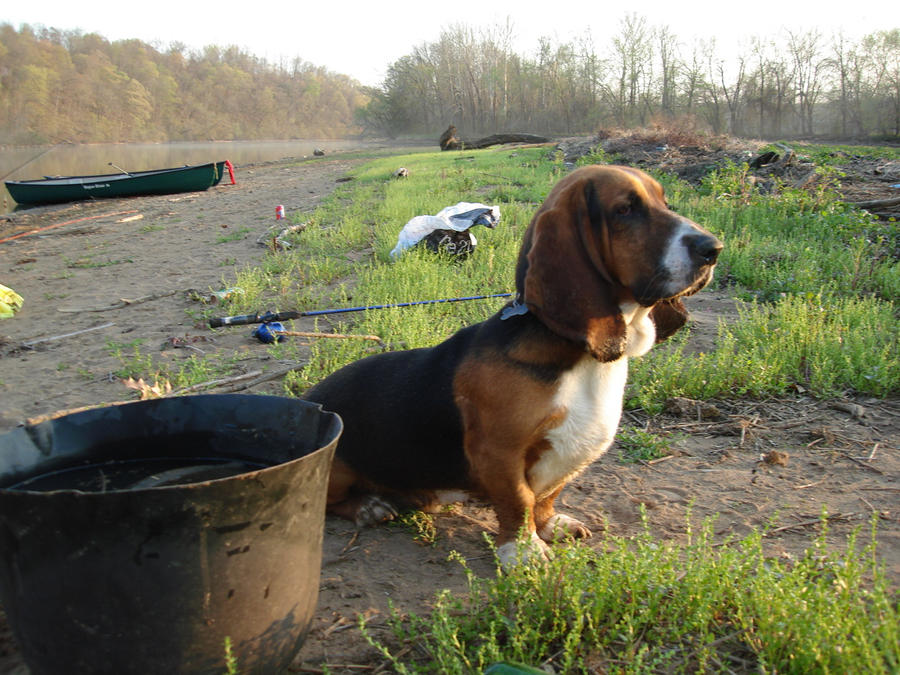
[0,139,897,674]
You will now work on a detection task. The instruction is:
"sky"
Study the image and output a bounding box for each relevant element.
[3,1,883,86]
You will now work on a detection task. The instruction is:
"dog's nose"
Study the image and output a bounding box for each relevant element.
[687,233,723,265]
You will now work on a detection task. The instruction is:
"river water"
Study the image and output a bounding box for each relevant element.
[1,139,392,214]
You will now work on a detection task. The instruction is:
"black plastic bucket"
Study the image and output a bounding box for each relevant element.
[0,394,342,675]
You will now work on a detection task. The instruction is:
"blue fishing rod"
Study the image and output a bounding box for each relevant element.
[208,292,513,328]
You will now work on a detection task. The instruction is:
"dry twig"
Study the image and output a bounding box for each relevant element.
[170,370,264,395]
[765,513,854,537]
[0,209,139,245]
[220,362,308,392]
[22,322,114,347]
[838,452,885,475]
[58,289,177,313]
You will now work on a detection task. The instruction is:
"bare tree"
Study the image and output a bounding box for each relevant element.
[714,51,747,136]
[576,31,602,114]
[656,25,681,116]
[608,14,654,126]
[827,33,866,136]
[787,29,827,135]
[747,37,793,137]
[861,29,900,136]
[680,43,709,116]
[699,40,726,133]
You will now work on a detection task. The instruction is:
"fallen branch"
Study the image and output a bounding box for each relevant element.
[838,451,884,475]
[0,209,139,245]
[850,196,900,209]
[58,289,177,313]
[794,478,827,490]
[222,362,308,392]
[764,512,858,537]
[830,400,866,418]
[439,124,550,151]
[339,531,360,556]
[456,132,551,149]
[22,322,114,347]
[866,442,880,460]
[647,454,679,465]
[170,370,264,395]
[169,362,308,395]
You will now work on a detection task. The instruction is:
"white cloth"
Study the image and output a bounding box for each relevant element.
[390,202,500,259]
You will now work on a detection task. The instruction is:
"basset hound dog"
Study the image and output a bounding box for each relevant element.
[304,164,722,566]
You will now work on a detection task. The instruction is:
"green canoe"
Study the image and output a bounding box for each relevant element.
[5,161,229,206]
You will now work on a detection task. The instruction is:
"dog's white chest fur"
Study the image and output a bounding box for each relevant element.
[528,304,655,500]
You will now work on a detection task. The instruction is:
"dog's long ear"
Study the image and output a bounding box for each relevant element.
[650,297,689,342]
[518,177,626,362]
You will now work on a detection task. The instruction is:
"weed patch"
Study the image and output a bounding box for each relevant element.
[616,426,679,463]
[628,293,898,410]
[364,514,899,674]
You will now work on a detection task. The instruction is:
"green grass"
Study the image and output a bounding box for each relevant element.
[787,141,900,165]
[65,256,134,269]
[661,159,898,303]
[105,337,242,390]
[216,226,251,243]
[395,511,439,547]
[616,426,679,463]
[628,293,899,412]
[217,146,564,394]
[364,513,899,674]
[241,144,898,403]
[113,141,897,407]
[105,338,152,379]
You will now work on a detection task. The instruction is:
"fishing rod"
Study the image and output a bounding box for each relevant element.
[208,292,513,328]
[0,144,62,182]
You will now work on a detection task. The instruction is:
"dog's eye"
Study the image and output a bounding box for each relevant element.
[616,204,632,216]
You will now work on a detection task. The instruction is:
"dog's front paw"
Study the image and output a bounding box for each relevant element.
[354,495,398,528]
[497,531,550,569]
[538,513,592,542]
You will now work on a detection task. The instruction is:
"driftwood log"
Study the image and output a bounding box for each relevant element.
[439,125,549,151]
[851,196,900,210]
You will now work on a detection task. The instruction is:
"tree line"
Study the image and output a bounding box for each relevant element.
[2,19,897,145]
[0,23,367,144]
[359,17,900,141]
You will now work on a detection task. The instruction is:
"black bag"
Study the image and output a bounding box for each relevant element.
[420,229,476,258]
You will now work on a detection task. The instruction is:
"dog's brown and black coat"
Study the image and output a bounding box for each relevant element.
[305,165,722,565]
